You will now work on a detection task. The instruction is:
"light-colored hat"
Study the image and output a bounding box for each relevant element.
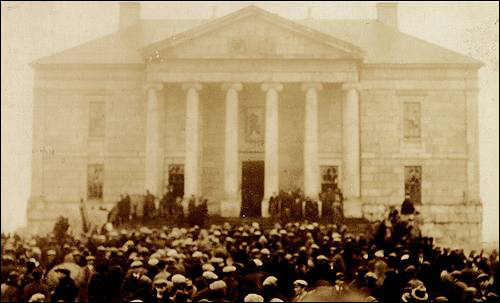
[375,250,385,258]
[203,271,218,280]
[263,276,278,286]
[253,259,263,267]
[148,258,159,266]
[316,255,328,261]
[166,249,178,257]
[244,294,264,302]
[209,280,227,291]
[410,285,429,301]
[192,251,203,258]
[171,274,187,284]
[28,293,46,302]
[202,264,215,272]
[46,249,56,256]
[270,299,284,302]
[222,265,236,273]
[294,280,308,287]
[131,260,143,268]
[153,271,171,282]
[261,248,271,255]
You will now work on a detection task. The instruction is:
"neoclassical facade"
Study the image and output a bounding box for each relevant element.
[29,3,482,246]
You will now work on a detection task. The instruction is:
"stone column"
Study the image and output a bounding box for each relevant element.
[182,82,203,199]
[302,83,322,202]
[261,82,283,217]
[342,82,362,218]
[144,83,163,197]
[221,82,243,216]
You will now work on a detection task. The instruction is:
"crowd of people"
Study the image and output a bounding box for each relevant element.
[107,186,211,228]
[2,198,498,302]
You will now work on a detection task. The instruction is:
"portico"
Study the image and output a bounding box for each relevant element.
[143,76,362,217]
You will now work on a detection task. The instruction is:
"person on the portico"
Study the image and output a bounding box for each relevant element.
[401,192,415,216]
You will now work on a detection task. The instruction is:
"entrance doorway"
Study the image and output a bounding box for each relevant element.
[241,161,264,217]
[168,164,184,200]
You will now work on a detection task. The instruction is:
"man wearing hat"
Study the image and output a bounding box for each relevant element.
[293,280,308,302]
[23,268,50,303]
[242,259,267,296]
[194,271,219,300]
[1,270,21,302]
[52,268,78,303]
[262,276,284,302]
[221,265,239,301]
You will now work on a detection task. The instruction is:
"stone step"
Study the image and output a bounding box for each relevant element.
[121,216,370,235]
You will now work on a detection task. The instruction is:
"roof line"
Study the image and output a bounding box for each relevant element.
[141,5,363,59]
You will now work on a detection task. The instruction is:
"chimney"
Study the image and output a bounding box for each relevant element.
[376,2,398,30]
[119,2,141,29]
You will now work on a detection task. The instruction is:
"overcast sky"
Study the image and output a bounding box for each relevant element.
[1,1,498,242]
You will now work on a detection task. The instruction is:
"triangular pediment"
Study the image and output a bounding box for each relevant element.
[142,5,363,61]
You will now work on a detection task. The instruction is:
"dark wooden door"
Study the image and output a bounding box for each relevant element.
[241,161,264,217]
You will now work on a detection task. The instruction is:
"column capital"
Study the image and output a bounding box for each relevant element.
[221,82,243,92]
[182,82,203,92]
[301,82,323,92]
[261,82,283,92]
[143,82,163,91]
[341,81,362,91]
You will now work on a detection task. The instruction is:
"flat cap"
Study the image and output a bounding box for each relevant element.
[222,265,237,273]
[209,280,227,291]
[244,294,264,302]
[263,276,278,286]
[203,271,218,280]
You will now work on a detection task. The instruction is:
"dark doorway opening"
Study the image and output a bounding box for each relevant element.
[168,164,184,200]
[241,161,264,217]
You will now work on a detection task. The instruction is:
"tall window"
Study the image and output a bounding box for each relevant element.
[89,102,105,138]
[87,164,103,200]
[403,102,421,139]
[405,166,422,204]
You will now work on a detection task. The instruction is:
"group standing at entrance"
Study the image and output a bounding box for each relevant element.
[268,187,344,225]
[108,185,344,228]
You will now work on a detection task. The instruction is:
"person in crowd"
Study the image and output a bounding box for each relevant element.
[52,268,77,302]
[22,268,50,302]
[1,271,20,302]
[1,199,498,303]
[401,192,415,216]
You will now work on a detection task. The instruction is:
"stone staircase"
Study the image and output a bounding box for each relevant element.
[123,216,370,235]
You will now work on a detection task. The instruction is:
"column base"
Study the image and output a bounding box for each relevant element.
[343,197,363,218]
[220,197,241,217]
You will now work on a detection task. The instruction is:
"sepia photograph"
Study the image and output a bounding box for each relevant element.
[1,1,499,302]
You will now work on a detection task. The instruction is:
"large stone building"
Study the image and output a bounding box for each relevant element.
[28,3,482,246]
